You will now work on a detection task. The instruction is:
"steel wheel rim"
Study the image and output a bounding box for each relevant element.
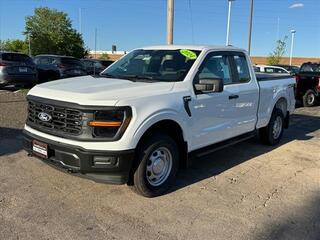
[272,116,282,139]
[307,93,315,105]
[146,147,173,187]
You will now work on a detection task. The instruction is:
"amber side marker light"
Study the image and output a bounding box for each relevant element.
[88,121,122,127]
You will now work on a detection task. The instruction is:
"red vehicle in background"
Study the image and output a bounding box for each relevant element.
[295,62,320,107]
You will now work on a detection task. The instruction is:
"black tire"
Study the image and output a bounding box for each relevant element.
[302,89,318,107]
[260,108,284,146]
[131,133,179,197]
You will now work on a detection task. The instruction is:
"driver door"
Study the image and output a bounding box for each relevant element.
[189,52,239,151]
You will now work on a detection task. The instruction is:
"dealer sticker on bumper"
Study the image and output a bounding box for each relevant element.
[32,140,48,159]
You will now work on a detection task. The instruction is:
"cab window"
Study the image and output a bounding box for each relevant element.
[195,54,232,85]
[233,55,250,83]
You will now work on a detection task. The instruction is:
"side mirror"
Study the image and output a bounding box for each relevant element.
[195,78,224,93]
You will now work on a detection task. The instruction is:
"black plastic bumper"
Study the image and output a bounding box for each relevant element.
[23,130,135,184]
[0,74,37,86]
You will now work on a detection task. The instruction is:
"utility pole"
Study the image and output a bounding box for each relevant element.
[289,30,296,66]
[167,0,174,44]
[226,0,235,46]
[247,0,253,55]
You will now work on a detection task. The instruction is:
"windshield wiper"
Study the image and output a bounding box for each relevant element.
[100,73,117,78]
[100,73,157,82]
[119,74,156,81]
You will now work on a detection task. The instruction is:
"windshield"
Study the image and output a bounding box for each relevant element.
[300,63,320,73]
[101,49,201,82]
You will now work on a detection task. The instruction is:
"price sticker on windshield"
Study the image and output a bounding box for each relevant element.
[180,49,197,60]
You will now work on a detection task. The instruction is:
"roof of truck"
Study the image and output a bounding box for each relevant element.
[141,44,245,52]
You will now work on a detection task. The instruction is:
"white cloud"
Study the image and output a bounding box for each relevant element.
[289,3,304,9]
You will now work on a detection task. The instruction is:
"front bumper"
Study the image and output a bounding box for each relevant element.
[23,130,135,184]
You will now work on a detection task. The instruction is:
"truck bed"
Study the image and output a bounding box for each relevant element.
[255,73,296,129]
[256,73,293,81]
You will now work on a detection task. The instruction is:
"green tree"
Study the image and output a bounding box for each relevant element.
[267,37,288,65]
[0,39,29,54]
[98,53,110,60]
[24,7,87,58]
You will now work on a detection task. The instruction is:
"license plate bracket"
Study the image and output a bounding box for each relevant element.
[32,140,48,159]
[19,67,28,73]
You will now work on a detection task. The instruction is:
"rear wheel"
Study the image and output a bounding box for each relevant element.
[260,108,284,146]
[131,133,179,197]
[302,89,318,107]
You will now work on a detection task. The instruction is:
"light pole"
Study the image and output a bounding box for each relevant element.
[28,33,31,56]
[289,30,296,66]
[79,8,82,35]
[247,0,253,55]
[226,0,235,46]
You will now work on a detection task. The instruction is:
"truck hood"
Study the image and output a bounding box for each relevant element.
[28,75,175,106]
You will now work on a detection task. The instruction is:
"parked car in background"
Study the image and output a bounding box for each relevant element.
[274,64,300,75]
[34,55,86,83]
[254,65,290,74]
[81,59,114,75]
[23,45,295,197]
[0,52,37,88]
[295,62,320,107]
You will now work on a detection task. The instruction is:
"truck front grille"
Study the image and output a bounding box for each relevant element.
[27,100,83,135]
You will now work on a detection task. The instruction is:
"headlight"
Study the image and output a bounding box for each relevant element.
[88,107,132,139]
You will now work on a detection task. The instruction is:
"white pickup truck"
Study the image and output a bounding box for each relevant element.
[23,45,295,197]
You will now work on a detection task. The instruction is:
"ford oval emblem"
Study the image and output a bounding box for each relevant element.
[38,112,52,122]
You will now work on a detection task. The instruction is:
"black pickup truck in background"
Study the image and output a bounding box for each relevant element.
[295,62,320,107]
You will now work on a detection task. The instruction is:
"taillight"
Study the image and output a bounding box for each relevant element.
[0,62,7,66]
[317,77,320,91]
[295,74,300,83]
[58,64,66,69]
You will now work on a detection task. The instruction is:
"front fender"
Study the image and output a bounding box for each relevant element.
[131,109,188,148]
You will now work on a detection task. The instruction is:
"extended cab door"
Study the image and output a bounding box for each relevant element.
[189,52,240,150]
[229,53,259,136]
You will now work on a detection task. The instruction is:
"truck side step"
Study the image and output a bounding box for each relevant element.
[190,131,256,159]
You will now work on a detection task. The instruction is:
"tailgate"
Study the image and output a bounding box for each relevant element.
[6,65,36,75]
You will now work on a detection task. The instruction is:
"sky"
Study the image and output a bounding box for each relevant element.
[0,0,319,57]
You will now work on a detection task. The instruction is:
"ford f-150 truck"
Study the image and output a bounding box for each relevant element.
[23,45,296,197]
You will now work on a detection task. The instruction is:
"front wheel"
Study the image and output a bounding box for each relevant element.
[131,133,179,197]
[260,108,284,146]
[302,89,318,107]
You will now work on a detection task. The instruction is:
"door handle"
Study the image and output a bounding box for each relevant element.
[229,94,239,100]
[183,96,192,117]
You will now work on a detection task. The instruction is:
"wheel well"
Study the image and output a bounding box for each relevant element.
[275,98,288,117]
[136,120,188,169]
[274,97,290,128]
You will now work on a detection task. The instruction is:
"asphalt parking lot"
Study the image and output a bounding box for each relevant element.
[0,90,319,240]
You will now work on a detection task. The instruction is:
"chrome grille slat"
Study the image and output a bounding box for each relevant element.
[27,100,83,135]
